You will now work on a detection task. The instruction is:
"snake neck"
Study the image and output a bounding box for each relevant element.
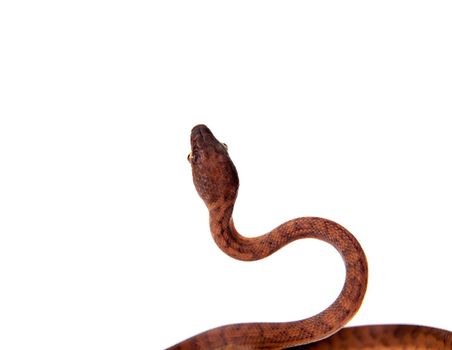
[208,202,257,261]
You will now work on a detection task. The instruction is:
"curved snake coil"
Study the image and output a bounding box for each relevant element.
[167,124,452,350]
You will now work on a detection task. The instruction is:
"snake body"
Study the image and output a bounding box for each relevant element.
[167,124,451,350]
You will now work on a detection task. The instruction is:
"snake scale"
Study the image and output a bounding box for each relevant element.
[167,124,452,350]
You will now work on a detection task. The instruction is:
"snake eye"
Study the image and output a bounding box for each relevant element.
[188,152,199,164]
[222,143,228,150]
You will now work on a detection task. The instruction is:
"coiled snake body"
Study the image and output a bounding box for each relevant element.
[167,124,451,350]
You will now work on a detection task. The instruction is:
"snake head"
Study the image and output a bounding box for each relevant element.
[188,124,239,209]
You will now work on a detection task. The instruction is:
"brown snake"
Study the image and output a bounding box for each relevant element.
[167,124,452,350]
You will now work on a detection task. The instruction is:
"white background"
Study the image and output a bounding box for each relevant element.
[1,1,451,349]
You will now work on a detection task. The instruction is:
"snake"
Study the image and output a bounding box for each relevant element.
[166,124,452,350]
